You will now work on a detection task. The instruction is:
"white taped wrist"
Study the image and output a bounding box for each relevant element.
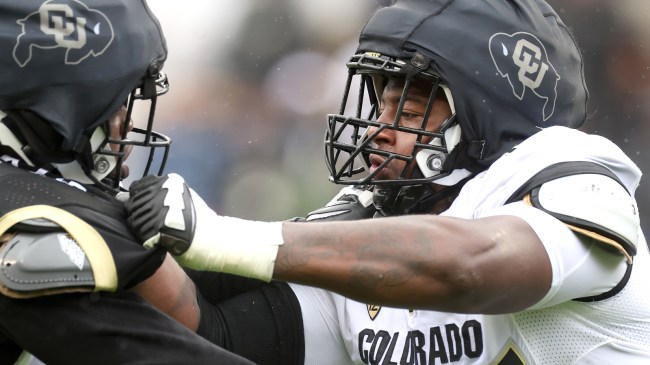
[177,195,284,281]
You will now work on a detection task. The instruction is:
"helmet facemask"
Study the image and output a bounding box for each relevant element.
[19,71,172,192]
[324,52,474,216]
[325,52,468,189]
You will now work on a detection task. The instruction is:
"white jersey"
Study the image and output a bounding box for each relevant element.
[293,126,650,364]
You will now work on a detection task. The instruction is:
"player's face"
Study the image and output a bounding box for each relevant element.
[107,105,133,179]
[366,77,452,181]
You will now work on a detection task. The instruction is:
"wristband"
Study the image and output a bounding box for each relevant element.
[177,191,284,281]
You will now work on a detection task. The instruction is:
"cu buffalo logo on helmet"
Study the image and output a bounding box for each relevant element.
[489,32,560,121]
[12,0,114,67]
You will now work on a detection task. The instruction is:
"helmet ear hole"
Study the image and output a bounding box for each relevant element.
[53,126,117,184]
[414,119,464,181]
[426,154,445,171]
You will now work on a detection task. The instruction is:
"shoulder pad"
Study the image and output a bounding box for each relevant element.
[0,205,118,297]
[528,173,639,263]
[0,230,96,296]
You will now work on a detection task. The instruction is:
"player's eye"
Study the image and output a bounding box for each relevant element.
[401,111,420,119]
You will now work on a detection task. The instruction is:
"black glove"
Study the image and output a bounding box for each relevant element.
[125,173,195,255]
[301,185,376,222]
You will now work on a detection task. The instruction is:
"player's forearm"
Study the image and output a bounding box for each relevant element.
[132,254,200,331]
[276,216,462,310]
[124,174,550,312]
[276,215,551,313]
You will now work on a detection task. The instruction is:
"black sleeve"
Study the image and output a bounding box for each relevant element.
[195,280,305,365]
[185,269,267,302]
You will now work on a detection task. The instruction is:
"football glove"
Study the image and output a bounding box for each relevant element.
[126,173,283,281]
[300,185,376,222]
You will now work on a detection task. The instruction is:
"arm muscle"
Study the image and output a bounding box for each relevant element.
[276,215,551,313]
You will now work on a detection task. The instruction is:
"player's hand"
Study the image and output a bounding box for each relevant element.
[302,185,376,222]
[125,173,283,281]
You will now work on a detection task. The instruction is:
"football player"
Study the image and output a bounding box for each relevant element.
[0,1,252,364]
[126,0,650,364]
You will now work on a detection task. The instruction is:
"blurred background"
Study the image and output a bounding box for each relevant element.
[136,0,650,225]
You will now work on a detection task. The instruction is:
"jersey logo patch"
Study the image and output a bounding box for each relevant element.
[367,304,381,320]
[489,32,560,122]
[13,0,114,67]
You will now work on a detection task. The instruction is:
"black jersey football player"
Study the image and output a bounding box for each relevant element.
[0,1,254,364]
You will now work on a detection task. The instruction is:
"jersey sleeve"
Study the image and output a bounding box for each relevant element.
[481,201,629,309]
[289,283,355,365]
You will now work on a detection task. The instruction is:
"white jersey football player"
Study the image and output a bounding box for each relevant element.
[291,126,648,365]
[124,0,650,364]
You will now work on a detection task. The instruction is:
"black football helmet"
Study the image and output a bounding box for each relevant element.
[325,0,588,214]
[0,0,170,191]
